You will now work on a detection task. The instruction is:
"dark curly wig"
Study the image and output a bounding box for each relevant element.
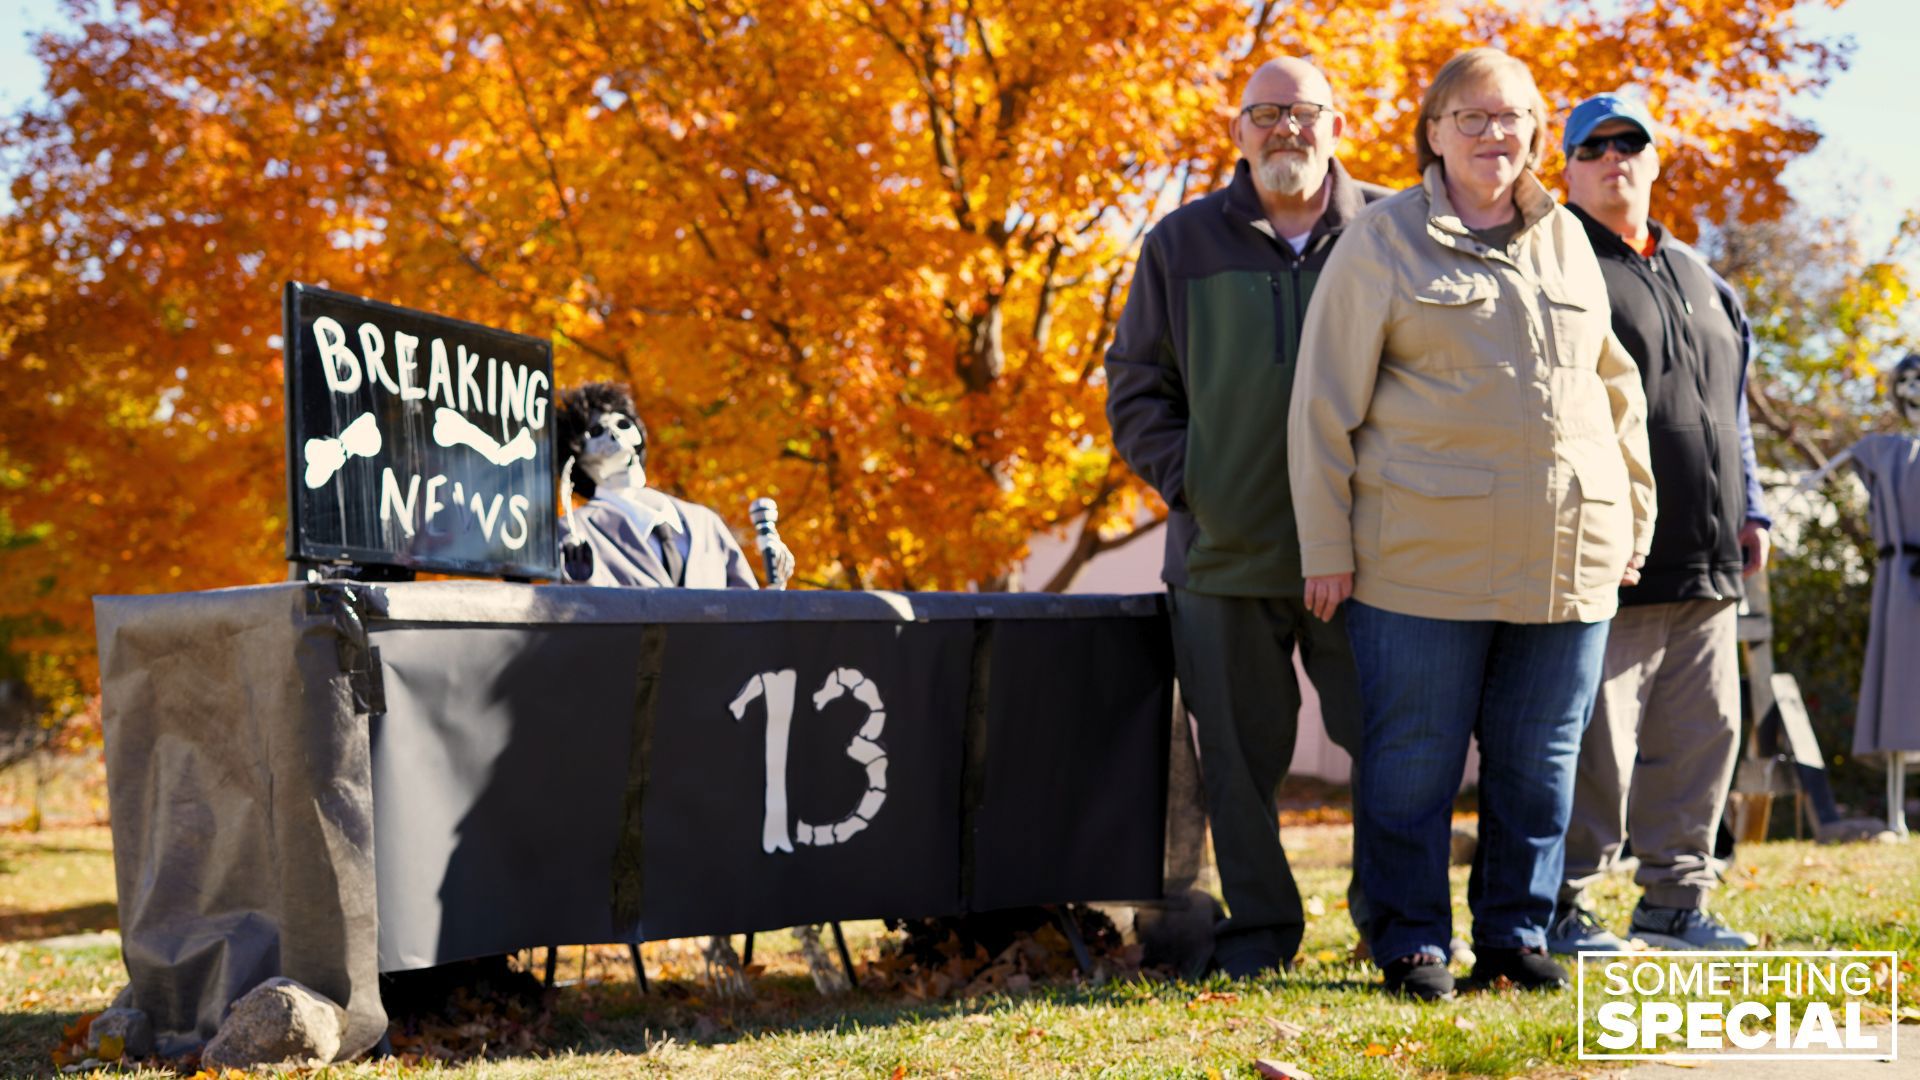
[555,381,648,498]
[1892,352,1920,398]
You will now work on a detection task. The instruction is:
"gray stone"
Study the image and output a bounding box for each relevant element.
[201,976,348,1069]
[86,1007,154,1059]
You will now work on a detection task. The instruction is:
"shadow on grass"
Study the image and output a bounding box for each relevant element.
[528,967,1389,1058]
[0,901,119,943]
[0,1008,80,1078]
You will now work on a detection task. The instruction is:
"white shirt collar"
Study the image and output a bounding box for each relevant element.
[593,483,684,538]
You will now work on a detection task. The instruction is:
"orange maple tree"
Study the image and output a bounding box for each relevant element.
[0,0,1849,695]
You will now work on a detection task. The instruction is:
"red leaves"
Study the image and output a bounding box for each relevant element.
[47,1010,96,1069]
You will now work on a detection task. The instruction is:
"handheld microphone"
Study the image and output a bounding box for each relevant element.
[748,497,787,590]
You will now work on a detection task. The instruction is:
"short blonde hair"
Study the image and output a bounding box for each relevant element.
[1414,48,1550,174]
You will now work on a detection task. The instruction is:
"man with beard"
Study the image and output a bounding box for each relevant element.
[1105,57,1388,975]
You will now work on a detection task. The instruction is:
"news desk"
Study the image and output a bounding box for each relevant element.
[95,582,1173,1054]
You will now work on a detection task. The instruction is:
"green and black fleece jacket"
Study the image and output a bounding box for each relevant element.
[1105,158,1389,597]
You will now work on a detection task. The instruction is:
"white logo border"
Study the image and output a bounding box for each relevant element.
[1575,949,1900,1062]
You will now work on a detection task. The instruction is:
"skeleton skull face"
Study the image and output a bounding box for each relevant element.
[1894,355,1920,428]
[579,410,645,485]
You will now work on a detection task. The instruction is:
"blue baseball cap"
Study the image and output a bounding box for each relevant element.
[1562,94,1657,157]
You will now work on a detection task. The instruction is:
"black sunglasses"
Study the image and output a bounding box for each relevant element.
[1572,131,1651,161]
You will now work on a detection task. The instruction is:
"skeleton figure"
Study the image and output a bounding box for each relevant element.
[1894,353,1920,428]
[553,383,826,996]
[554,382,793,589]
[1796,353,1920,837]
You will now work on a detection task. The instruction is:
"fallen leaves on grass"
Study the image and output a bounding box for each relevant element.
[386,985,552,1064]
[865,908,1135,1000]
[1187,991,1239,1008]
[47,1010,96,1069]
[1266,1018,1306,1040]
[1277,806,1352,827]
[1254,1060,1315,1079]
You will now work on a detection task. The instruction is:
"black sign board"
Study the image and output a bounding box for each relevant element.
[282,282,558,579]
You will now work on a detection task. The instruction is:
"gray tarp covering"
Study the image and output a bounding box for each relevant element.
[97,580,1171,1062]
[96,583,386,1060]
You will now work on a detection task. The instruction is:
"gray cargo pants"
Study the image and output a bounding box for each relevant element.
[1561,598,1741,910]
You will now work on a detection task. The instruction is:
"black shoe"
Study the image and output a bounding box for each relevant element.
[1465,946,1569,991]
[1210,943,1288,978]
[1382,953,1455,1001]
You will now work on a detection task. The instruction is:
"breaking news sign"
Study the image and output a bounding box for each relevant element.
[282,283,558,579]
[1576,951,1899,1062]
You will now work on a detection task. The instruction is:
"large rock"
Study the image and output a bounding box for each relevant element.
[86,1007,154,1058]
[201,977,348,1069]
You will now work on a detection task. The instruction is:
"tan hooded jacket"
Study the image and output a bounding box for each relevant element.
[1287,165,1655,624]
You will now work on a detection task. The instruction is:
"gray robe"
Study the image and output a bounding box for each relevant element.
[1851,433,1920,754]
[561,490,759,590]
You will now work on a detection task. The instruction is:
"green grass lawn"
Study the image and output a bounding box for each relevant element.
[1,806,1915,1078]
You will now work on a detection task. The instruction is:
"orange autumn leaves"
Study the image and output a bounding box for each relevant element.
[0,0,1846,688]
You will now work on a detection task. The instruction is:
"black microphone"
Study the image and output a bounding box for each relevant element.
[748,497,786,590]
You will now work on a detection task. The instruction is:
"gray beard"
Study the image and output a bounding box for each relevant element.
[1254,154,1316,197]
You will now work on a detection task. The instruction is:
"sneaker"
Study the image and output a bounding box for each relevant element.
[1383,952,1456,1001]
[1464,946,1570,991]
[1546,905,1628,956]
[1629,904,1758,951]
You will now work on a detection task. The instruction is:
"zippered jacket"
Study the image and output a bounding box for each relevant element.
[1568,203,1767,607]
[1288,165,1656,624]
[1105,159,1390,596]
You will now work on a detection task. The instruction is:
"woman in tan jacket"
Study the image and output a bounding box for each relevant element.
[1286,48,1655,1001]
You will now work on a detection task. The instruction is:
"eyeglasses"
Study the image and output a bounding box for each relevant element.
[1436,108,1533,137]
[1571,131,1651,160]
[1240,101,1334,130]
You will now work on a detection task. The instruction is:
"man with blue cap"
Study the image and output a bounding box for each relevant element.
[1547,93,1770,953]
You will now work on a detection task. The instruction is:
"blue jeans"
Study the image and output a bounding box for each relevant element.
[1345,601,1609,965]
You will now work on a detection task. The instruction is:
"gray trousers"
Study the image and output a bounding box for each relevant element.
[1561,598,1740,910]
[1169,587,1364,960]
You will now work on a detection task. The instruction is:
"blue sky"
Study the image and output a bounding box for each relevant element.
[0,0,1915,251]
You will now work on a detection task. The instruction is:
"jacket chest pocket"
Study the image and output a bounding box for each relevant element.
[1413,274,1504,369]
[1542,283,1598,369]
